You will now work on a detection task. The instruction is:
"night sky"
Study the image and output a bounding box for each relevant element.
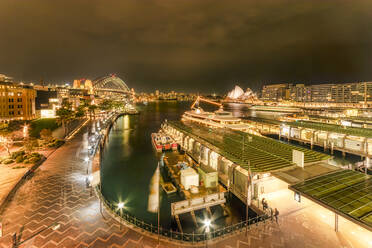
[0,0,371,93]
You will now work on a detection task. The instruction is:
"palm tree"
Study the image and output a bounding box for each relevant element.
[88,104,97,119]
[56,107,74,137]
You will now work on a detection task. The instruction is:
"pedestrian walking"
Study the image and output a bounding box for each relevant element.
[261,198,265,210]
[274,208,279,224]
[270,208,273,221]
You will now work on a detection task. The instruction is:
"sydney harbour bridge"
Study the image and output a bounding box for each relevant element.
[92,74,132,99]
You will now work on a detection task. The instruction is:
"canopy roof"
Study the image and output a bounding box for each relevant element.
[247,117,372,138]
[167,121,330,173]
[290,170,372,231]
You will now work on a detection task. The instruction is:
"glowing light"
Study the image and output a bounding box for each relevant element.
[41,109,56,118]
[88,175,93,182]
[204,219,211,227]
[118,202,125,209]
[51,223,60,231]
[23,125,29,138]
[84,157,89,162]
[203,219,211,232]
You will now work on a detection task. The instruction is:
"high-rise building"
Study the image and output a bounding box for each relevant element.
[304,84,334,102]
[73,79,81,89]
[261,84,288,101]
[261,82,372,105]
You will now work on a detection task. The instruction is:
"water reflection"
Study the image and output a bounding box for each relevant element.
[122,115,131,155]
[101,101,361,234]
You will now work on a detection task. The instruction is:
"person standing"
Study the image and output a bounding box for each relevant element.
[274,208,279,224]
[270,208,273,221]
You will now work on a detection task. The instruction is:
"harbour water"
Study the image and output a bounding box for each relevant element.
[100,101,361,233]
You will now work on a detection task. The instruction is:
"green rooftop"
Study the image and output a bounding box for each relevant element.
[167,121,330,173]
[247,117,372,138]
[290,170,372,231]
[285,121,372,138]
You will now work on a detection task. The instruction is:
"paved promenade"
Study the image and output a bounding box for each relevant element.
[0,124,370,247]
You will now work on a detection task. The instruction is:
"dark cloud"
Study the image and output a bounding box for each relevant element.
[0,0,371,93]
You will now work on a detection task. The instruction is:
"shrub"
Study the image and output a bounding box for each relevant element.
[24,139,39,154]
[15,155,25,163]
[3,159,14,164]
[11,150,25,159]
[47,139,65,148]
[55,140,65,147]
[40,129,53,141]
[31,152,41,157]
[12,166,26,169]
[24,156,41,164]
[29,118,59,138]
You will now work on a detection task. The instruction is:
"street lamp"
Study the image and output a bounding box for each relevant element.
[118,202,125,210]
[23,125,29,138]
[117,202,125,230]
[203,219,211,247]
[203,219,211,232]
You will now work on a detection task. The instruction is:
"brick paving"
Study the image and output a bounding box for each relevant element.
[0,124,368,247]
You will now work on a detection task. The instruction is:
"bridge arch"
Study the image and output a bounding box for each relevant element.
[93,74,130,93]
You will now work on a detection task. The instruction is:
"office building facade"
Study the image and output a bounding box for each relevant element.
[261,82,372,105]
[0,81,36,121]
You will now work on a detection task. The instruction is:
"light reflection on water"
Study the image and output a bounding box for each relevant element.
[100,101,362,233]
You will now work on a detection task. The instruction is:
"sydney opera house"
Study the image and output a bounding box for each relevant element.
[225,85,259,103]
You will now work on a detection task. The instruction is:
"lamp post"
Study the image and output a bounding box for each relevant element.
[118,202,124,230]
[23,125,29,139]
[203,219,211,248]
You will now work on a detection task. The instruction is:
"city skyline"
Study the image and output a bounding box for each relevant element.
[1,0,372,93]
[0,2,371,247]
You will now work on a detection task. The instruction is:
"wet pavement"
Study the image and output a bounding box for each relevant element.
[0,123,369,247]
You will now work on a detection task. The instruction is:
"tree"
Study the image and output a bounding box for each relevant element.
[0,133,14,156]
[114,101,125,111]
[75,105,86,118]
[40,128,53,142]
[56,107,74,137]
[98,99,113,111]
[0,122,15,156]
[24,138,38,154]
[88,104,97,119]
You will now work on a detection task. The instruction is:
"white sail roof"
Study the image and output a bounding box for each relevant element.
[227,85,244,99]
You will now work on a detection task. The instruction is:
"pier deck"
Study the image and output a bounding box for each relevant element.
[246,117,372,158]
[168,120,329,173]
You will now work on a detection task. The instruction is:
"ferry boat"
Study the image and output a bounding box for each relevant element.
[182,97,252,132]
[151,132,178,152]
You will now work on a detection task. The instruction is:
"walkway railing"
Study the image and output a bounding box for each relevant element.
[97,186,271,243]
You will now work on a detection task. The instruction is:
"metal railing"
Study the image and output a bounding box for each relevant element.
[97,187,270,243]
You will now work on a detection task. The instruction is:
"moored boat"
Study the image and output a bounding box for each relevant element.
[182,96,253,132]
[151,132,178,152]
